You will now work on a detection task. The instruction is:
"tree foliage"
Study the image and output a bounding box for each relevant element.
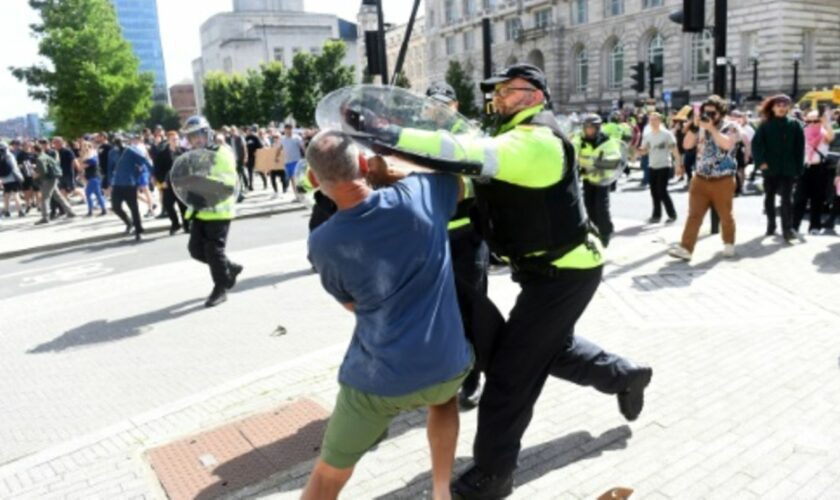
[287,52,320,127]
[446,60,480,119]
[142,103,182,131]
[394,71,412,89]
[11,0,153,137]
[260,61,289,125]
[315,40,356,96]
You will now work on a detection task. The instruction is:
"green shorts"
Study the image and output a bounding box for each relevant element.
[320,364,472,469]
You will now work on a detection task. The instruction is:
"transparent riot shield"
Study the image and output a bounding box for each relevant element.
[315,85,483,173]
[292,159,315,210]
[170,148,240,209]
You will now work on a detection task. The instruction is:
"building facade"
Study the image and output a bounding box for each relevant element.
[169,81,198,124]
[191,0,358,112]
[0,114,42,139]
[422,0,840,111]
[111,0,169,104]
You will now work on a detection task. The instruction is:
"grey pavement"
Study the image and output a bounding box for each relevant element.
[2,178,840,499]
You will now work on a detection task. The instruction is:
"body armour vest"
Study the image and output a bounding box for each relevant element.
[472,111,590,262]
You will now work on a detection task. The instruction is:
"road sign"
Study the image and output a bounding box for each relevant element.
[663,90,673,104]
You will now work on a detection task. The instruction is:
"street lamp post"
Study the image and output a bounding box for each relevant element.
[792,53,801,100]
[749,52,760,100]
[729,60,737,106]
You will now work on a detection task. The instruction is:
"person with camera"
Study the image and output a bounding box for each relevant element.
[669,95,739,261]
[751,95,806,241]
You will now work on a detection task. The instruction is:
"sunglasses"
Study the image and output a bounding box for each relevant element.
[494,86,536,97]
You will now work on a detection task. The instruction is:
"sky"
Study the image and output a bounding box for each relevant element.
[0,0,421,120]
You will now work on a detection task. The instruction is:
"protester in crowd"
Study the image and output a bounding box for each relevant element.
[135,141,156,218]
[95,132,113,196]
[229,126,249,190]
[729,110,753,196]
[752,94,805,241]
[275,123,306,196]
[15,140,38,214]
[111,135,151,240]
[669,95,738,260]
[301,130,471,500]
[32,141,75,224]
[156,131,188,235]
[1,141,25,218]
[51,136,83,204]
[78,141,107,217]
[640,112,681,224]
[792,109,837,235]
[245,125,266,190]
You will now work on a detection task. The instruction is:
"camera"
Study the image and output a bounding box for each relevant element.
[700,113,711,123]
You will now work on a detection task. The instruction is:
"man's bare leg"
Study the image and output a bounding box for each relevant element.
[427,396,459,500]
[301,459,353,500]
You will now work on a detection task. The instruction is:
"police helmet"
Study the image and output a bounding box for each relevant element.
[182,115,213,146]
[426,82,457,104]
[582,114,603,128]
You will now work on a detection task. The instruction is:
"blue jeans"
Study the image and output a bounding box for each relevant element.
[641,155,650,185]
[85,177,106,212]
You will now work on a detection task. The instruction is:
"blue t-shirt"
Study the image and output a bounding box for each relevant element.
[308,174,471,397]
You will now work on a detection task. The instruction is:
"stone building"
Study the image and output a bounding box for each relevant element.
[191,0,358,111]
[169,80,198,125]
[420,0,840,111]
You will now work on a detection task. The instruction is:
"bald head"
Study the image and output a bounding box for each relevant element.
[305,130,361,187]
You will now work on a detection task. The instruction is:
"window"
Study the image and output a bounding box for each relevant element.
[444,0,457,23]
[273,47,284,63]
[572,0,587,24]
[505,18,522,41]
[428,9,435,28]
[463,0,477,18]
[648,33,664,84]
[690,30,712,82]
[482,0,495,11]
[643,0,663,8]
[446,36,456,55]
[463,30,475,51]
[223,57,233,73]
[534,8,551,29]
[803,30,815,68]
[310,47,321,56]
[609,42,624,89]
[292,47,301,57]
[576,48,588,93]
[606,0,624,16]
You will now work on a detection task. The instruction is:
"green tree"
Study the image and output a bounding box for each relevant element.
[445,60,480,118]
[287,51,320,126]
[260,61,289,125]
[11,0,153,137]
[203,72,232,128]
[315,40,356,96]
[394,71,412,89]
[142,103,182,131]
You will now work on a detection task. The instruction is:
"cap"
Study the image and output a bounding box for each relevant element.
[480,63,549,99]
[0,142,8,150]
[426,82,457,104]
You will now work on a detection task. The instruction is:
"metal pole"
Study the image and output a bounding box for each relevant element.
[390,0,421,86]
[730,63,737,106]
[482,18,492,79]
[648,63,655,99]
[793,59,799,99]
[376,0,389,84]
[751,59,758,99]
[713,0,727,97]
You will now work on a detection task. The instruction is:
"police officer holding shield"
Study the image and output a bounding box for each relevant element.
[180,116,244,307]
[354,64,653,499]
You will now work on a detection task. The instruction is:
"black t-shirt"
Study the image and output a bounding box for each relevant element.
[245,134,263,167]
[83,157,101,180]
[58,147,76,177]
[16,151,36,178]
[154,145,185,181]
[97,143,112,171]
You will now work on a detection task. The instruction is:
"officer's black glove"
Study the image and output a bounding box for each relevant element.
[343,106,400,146]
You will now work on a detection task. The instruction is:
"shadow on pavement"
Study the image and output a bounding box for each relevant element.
[20,236,142,263]
[376,425,632,499]
[27,268,314,354]
[813,242,840,274]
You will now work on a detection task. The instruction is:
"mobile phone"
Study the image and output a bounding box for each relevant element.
[692,103,701,119]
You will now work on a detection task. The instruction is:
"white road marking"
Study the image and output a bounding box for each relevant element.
[0,250,136,280]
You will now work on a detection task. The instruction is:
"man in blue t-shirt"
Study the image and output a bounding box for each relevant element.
[302,130,472,500]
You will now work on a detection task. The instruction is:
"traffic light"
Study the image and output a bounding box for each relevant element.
[630,62,645,94]
[668,0,705,33]
[364,31,383,76]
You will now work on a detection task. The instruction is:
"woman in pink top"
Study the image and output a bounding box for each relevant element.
[793,110,836,234]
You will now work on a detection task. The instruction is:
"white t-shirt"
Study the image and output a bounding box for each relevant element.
[642,129,677,169]
[280,135,305,163]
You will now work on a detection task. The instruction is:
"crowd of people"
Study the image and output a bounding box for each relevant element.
[0,124,317,238]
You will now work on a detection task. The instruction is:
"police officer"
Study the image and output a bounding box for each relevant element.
[181,116,243,308]
[362,64,652,499]
[573,114,622,246]
[427,82,490,409]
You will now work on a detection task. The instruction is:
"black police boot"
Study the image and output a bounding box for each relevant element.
[205,286,227,308]
[227,263,244,290]
[451,465,513,500]
[458,370,482,410]
[617,364,653,422]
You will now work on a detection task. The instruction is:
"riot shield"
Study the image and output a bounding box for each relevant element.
[315,85,483,173]
[170,149,239,209]
[579,142,629,187]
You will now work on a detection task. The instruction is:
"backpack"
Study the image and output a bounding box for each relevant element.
[0,152,12,178]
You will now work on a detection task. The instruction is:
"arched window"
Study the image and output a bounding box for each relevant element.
[690,30,712,82]
[608,42,624,89]
[648,32,664,83]
[575,48,589,93]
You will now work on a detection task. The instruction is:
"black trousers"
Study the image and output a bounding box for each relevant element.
[188,219,234,288]
[764,175,795,234]
[246,164,267,190]
[111,185,143,235]
[474,267,634,476]
[269,170,288,193]
[793,163,831,232]
[583,181,613,246]
[649,168,676,219]
[163,187,188,230]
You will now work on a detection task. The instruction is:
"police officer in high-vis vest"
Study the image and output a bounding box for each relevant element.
[182,116,243,308]
[357,64,653,499]
[573,114,623,247]
[426,82,490,409]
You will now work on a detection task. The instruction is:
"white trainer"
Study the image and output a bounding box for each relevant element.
[722,244,736,258]
[668,245,692,261]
